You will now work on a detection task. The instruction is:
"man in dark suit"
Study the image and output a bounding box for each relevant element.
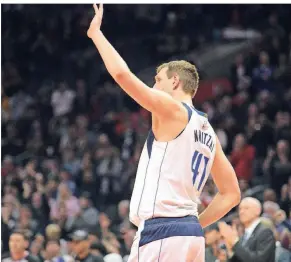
[218,197,276,262]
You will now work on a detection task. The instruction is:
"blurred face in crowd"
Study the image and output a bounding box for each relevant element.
[118,200,129,219]
[274,210,287,225]
[3,157,14,172]
[263,201,280,220]
[276,140,289,156]
[235,54,244,65]
[72,239,90,255]
[20,206,32,220]
[3,194,15,210]
[30,240,42,256]
[32,192,42,208]
[76,115,88,129]
[80,196,89,209]
[121,227,136,248]
[88,234,98,245]
[239,197,262,227]
[99,213,111,229]
[9,233,28,255]
[248,103,258,118]
[60,170,70,181]
[233,134,246,150]
[83,171,93,183]
[276,112,286,128]
[59,183,70,199]
[205,229,221,246]
[263,189,277,202]
[259,52,269,65]
[63,149,75,162]
[97,134,110,146]
[59,82,67,92]
[45,241,60,259]
[238,179,249,193]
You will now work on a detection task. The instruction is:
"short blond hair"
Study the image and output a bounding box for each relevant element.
[157,60,199,97]
[45,224,61,240]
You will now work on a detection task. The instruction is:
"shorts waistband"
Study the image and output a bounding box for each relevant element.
[139,215,203,247]
[144,215,199,227]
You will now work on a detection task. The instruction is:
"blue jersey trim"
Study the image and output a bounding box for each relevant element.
[146,130,155,158]
[192,106,208,118]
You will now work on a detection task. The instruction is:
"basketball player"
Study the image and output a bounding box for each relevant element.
[87,4,241,261]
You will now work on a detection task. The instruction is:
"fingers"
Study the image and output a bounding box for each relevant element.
[218,221,227,229]
[93,3,103,15]
[100,3,104,17]
[93,3,98,14]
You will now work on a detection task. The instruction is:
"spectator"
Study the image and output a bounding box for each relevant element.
[51,81,75,118]
[2,230,40,262]
[45,224,68,255]
[264,140,291,196]
[230,54,251,94]
[230,133,256,182]
[204,223,223,262]
[50,183,80,221]
[262,201,280,220]
[219,197,276,262]
[252,52,274,93]
[66,192,99,233]
[280,178,291,217]
[263,188,277,203]
[44,240,74,262]
[69,230,104,262]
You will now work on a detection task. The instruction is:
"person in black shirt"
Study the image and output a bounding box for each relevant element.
[69,230,104,262]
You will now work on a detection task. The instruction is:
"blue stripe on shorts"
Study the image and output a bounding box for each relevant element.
[139,215,204,247]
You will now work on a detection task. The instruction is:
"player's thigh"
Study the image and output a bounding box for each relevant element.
[128,238,163,262]
[158,236,205,262]
[127,236,139,262]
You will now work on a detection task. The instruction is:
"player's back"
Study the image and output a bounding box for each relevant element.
[129,103,216,227]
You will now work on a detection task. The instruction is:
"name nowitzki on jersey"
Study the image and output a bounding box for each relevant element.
[194,129,215,152]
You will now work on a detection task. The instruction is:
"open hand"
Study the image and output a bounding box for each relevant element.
[218,222,239,248]
[87,4,104,39]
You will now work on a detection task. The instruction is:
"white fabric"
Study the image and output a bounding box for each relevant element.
[130,107,216,227]
[244,218,261,242]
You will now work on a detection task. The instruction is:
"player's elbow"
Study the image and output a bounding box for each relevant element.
[112,69,130,81]
[229,187,241,208]
[220,181,241,208]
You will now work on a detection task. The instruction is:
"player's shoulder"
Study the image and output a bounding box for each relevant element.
[191,107,208,119]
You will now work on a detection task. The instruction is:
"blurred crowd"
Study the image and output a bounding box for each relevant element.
[1,4,291,262]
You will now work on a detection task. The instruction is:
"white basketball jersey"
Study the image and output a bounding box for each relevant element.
[129,103,217,227]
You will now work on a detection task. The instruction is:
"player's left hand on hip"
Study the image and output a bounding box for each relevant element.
[87,3,104,38]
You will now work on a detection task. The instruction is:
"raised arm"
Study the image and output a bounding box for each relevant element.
[87,4,184,118]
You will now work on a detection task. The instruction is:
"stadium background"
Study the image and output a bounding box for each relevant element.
[1,4,291,262]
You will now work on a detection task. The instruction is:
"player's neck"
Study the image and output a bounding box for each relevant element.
[172,93,193,106]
